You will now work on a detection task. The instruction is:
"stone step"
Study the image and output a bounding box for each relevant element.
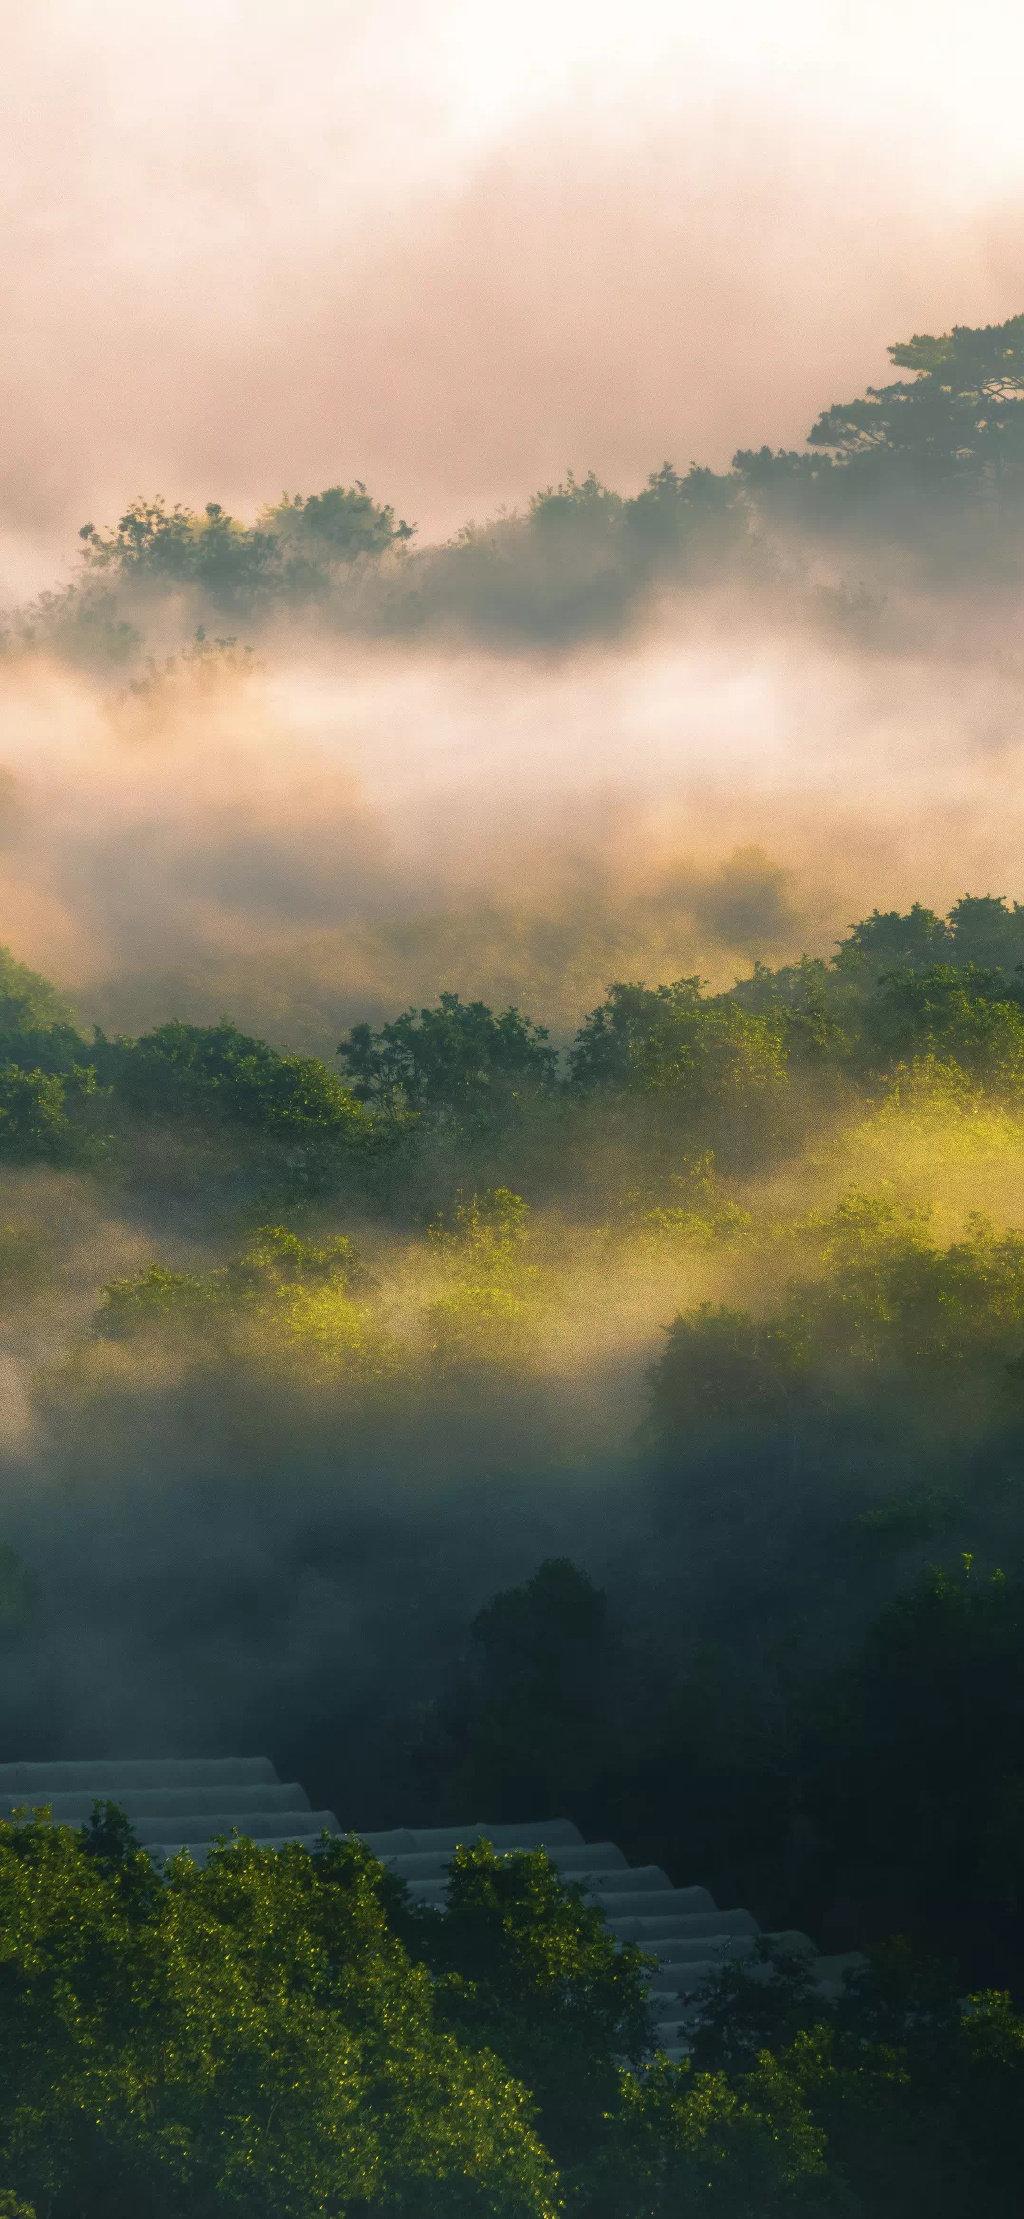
[764,1929,817,1959]
[0,1773,826,2038]
[0,1783,311,1825]
[126,1808,338,1846]
[418,1820,584,1853]
[814,1951,864,1988]
[378,1863,726,1938]
[383,1850,468,1882]
[617,1928,740,1958]
[385,1839,629,1885]
[579,1865,678,1898]
[524,1840,627,1875]
[356,1830,418,1856]
[653,1931,826,1999]
[652,1958,726,1997]
[689,1929,816,1982]
[591,1886,718,1922]
[353,1820,583,1860]
[0,1757,278,1794]
[152,1833,329,1865]
[646,1933,758,1971]
[653,1943,839,2014]
[612,1907,758,1947]
[393,1863,644,1917]
[392,1874,694,1921]
[404,1881,452,1906]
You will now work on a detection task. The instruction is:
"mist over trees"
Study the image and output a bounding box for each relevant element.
[0,899,1024,2020]
[3,307,1024,2213]
[8,309,1024,664]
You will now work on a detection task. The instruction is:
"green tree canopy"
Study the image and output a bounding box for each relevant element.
[407,1836,650,2175]
[0,949,87,1078]
[0,950,75,1037]
[733,310,1024,549]
[98,1222,365,1340]
[861,965,1024,1084]
[262,483,413,558]
[339,993,557,1120]
[833,903,953,979]
[0,1065,97,1165]
[77,485,413,616]
[806,314,1024,483]
[568,980,790,1170]
[0,1817,559,2219]
[103,1021,369,1139]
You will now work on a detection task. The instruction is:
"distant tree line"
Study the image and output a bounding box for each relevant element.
[7,312,1024,661]
[2,896,1024,1201]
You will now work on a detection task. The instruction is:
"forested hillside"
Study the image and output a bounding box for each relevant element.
[1,898,1024,2000]
[2,310,1024,2216]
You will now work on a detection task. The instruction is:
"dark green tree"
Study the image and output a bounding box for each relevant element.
[0,1065,97,1164]
[806,314,1024,485]
[409,1837,650,2177]
[339,993,557,1121]
[105,1021,369,1139]
[0,1816,559,2219]
[435,1559,619,1821]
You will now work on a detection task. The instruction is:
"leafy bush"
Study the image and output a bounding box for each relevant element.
[0,1816,558,2219]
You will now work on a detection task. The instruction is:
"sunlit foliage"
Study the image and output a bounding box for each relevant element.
[2,899,1024,2040]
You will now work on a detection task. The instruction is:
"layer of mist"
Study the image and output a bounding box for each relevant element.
[0,588,1023,1053]
[1,309,1024,1993]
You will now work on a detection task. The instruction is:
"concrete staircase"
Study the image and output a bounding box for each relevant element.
[0,1755,855,2062]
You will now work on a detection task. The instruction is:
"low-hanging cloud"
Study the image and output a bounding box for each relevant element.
[0,597,1021,1050]
[2,1,1022,598]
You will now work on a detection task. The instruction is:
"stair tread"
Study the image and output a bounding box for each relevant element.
[596,1887,720,1920]
[0,1757,278,1791]
[130,1810,337,1844]
[613,1907,758,1940]
[151,1834,330,1863]
[0,1782,831,2032]
[0,1784,311,1821]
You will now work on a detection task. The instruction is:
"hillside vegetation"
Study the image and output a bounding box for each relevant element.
[1,1812,1023,2216]
[1,902,1024,2001]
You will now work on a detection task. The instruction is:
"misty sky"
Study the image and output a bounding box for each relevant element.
[3,0,1024,596]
